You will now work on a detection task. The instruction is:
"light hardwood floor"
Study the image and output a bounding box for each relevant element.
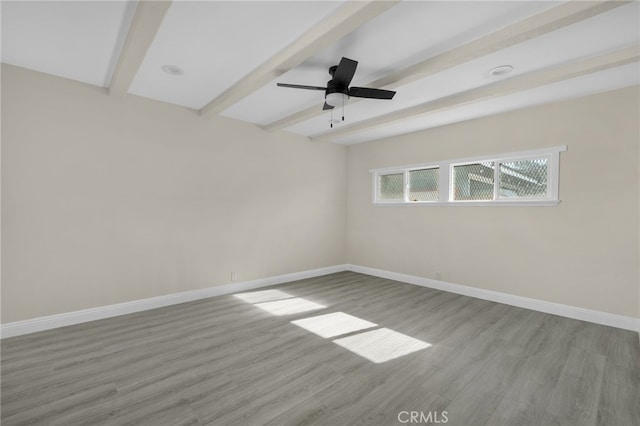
[2,272,639,425]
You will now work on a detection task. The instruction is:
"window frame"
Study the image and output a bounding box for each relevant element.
[370,146,566,207]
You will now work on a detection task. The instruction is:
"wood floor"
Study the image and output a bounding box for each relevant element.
[2,272,639,425]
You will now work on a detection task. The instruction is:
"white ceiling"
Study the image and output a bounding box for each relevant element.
[128,1,345,109]
[332,62,640,145]
[1,1,136,87]
[2,1,639,145]
[222,1,562,125]
[286,2,640,139]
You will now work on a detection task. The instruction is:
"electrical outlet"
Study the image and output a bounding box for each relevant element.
[231,272,238,281]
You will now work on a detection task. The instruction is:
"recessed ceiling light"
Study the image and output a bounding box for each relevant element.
[161,64,183,76]
[489,65,513,77]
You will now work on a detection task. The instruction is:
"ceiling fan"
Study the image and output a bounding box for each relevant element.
[276,57,396,127]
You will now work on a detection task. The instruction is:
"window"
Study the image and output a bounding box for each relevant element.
[374,166,440,204]
[452,162,494,201]
[409,168,439,202]
[370,146,566,206]
[378,173,404,201]
[499,158,547,198]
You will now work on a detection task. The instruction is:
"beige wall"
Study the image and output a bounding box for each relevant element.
[2,62,638,325]
[347,86,640,318]
[1,64,347,323]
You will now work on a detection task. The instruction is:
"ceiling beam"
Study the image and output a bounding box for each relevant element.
[109,0,172,97]
[263,0,629,132]
[199,0,399,117]
[311,45,640,143]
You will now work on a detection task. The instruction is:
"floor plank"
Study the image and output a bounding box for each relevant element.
[2,271,638,425]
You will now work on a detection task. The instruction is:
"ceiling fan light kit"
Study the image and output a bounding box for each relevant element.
[277,57,396,128]
[325,92,347,107]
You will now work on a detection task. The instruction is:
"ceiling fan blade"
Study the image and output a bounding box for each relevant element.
[332,57,358,87]
[348,87,396,100]
[322,102,334,110]
[277,83,326,91]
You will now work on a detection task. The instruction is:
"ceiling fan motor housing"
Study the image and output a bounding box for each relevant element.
[325,77,349,108]
[326,77,348,97]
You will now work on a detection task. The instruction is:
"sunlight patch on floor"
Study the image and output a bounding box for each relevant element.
[291,312,378,338]
[333,328,431,363]
[234,286,432,364]
[233,289,294,304]
[253,298,326,316]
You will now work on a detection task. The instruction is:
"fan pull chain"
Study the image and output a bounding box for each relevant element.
[342,95,345,122]
[330,108,333,128]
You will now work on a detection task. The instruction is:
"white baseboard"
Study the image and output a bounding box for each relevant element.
[0,265,349,339]
[3,263,637,338]
[347,264,640,332]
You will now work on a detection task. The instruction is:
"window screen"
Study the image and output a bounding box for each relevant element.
[499,159,547,198]
[408,168,439,202]
[378,173,404,200]
[452,162,494,201]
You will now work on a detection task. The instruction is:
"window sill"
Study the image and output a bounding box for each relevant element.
[373,200,561,207]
